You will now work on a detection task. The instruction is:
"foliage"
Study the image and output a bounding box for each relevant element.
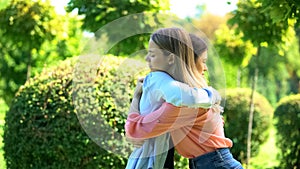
[214,24,255,67]
[226,0,300,97]
[0,0,83,105]
[174,152,189,169]
[214,23,256,89]
[66,0,170,55]
[32,14,84,74]
[216,3,299,104]
[3,53,200,168]
[212,0,300,97]
[223,88,274,163]
[3,55,149,168]
[247,47,290,106]
[0,98,7,169]
[214,24,293,105]
[0,0,54,104]
[258,0,300,26]
[228,0,290,49]
[285,29,300,94]
[192,13,226,40]
[0,99,7,122]
[66,0,169,34]
[274,94,300,168]
[0,0,10,10]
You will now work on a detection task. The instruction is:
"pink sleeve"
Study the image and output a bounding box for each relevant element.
[125,102,201,139]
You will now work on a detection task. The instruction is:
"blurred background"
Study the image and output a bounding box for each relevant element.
[0,0,299,169]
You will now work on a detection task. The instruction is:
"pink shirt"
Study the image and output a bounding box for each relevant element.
[125,102,233,158]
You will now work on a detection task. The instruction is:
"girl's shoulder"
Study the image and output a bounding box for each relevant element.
[146,71,173,80]
[143,71,174,88]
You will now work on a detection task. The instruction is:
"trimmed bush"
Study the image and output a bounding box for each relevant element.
[3,55,147,169]
[274,94,300,168]
[223,88,274,163]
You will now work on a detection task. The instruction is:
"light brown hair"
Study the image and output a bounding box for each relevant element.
[151,27,207,88]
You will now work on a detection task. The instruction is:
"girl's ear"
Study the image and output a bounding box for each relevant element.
[168,53,175,65]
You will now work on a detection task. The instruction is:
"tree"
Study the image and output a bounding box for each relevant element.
[214,23,255,87]
[274,94,300,168]
[258,0,300,94]
[66,0,170,55]
[285,32,300,94]
[0,0,83,105]
[260,0,300,25]
[192,13,227,40]
[228,0,292,167]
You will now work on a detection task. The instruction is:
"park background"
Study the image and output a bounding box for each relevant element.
[0,0,299,168]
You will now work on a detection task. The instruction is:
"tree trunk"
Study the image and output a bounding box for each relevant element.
[246,46,260,169]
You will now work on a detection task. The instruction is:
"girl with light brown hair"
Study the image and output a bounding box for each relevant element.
[125,27,218,169]
[126,29,243,169]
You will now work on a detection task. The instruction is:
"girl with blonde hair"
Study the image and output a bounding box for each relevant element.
[125,27,218,169]
[126,30,243,169]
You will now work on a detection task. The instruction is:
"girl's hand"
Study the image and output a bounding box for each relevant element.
[211,104,224,114]
[133,77,144,99]
[129,77,144,114]
[209,87,224,113]
[209,87,222,105]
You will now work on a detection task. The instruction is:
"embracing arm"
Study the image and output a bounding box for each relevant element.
[152,72,221,108]
[125,102,205,139]
[125,74,220,139]
[160,80,213,108]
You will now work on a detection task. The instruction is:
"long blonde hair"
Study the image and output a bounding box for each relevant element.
[150,27,207,88]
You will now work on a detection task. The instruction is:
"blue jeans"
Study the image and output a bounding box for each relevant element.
[189,148,243,169]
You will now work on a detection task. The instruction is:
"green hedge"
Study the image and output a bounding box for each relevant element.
[274,94,300,168]
[223,88,274,163]
[5,55,277,168]
[3,55,193,168]
[3,55,147,169]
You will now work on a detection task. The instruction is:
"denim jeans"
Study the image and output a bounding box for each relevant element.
[189,148,243,169]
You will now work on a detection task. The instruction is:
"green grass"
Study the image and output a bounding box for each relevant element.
[249,124,280,169]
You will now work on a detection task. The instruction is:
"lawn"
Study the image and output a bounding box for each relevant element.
[249,124,280,169]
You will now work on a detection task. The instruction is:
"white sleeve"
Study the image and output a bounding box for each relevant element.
[158,79,213,108]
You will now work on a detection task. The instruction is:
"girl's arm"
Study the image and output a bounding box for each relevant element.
[125,102,207,139]
[160,80,213,108]
[129,77,143,113]
[143,72,221,109]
